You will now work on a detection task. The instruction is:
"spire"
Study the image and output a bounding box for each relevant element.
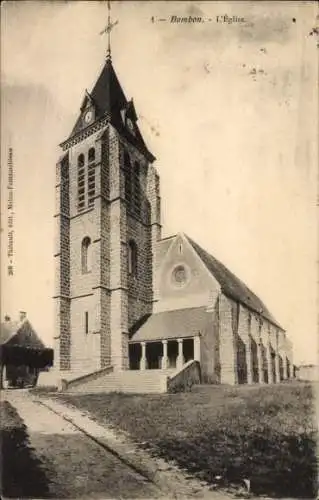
[106,0,111,60]
[61,3,155,162]
[99,0,118,61]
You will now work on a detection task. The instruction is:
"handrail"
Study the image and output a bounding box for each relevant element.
[61,365,113,390]
[167,359,201,393]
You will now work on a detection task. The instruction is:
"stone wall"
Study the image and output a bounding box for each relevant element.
[56,120,157,373]
[67,129,107,371]
[70,294,101,372]
[108,126,127,368]
[200,300,220,383]
[219,294,238,384]
[69,210,99,296]
[217,294,292,385]
[54,153,71,371]
[146,164,162,297]
[126,214,153,329]
[116,132,156,349]
[155,234,219,313]
[236,304,250,383]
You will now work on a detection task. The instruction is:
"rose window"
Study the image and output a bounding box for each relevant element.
[172,265,188,286]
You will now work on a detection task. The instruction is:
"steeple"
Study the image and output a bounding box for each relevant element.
[106,0,112,61]
[61,1,154,162]
[55,1,161,375]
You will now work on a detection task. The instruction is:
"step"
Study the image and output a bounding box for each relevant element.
[66,368,174,394]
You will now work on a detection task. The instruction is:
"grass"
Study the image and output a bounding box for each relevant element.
[52,381,317,498]
[0,400,50,498]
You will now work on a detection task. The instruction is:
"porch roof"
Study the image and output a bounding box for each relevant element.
[129,306,209,343]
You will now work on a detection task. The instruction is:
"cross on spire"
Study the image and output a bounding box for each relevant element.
[99,0,118,61]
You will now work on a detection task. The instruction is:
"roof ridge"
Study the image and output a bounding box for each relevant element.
[159,234,177,242]
[157,305,207,314]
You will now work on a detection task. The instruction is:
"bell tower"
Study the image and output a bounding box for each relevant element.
[54,50,161,373]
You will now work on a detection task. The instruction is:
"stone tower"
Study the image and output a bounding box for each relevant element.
[54,54,161,373]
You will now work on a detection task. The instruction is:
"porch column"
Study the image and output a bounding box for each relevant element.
[194,335,201,361]
[266,342,274,384]
[177,338,183,369]
[275,351,280,383]
[257,340,264,384]
[283,354,288,379]
[162,340,168,369]
[1,364,8,389]
[286,339,293,378]
[140,342,146,371]
[245,335,253,384]
[274,330,281,383]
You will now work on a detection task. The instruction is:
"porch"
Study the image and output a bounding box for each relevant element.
[129,336,201,371]
[128,307,208,371]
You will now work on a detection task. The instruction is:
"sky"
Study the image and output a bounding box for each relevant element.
[1,1,318,365]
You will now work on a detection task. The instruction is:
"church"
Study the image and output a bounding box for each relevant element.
[53,32,293,392]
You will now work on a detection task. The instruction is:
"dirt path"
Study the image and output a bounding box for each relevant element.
[4,390,164,498]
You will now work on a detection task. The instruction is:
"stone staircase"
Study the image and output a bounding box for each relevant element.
[62,368,176,394]
[39,360,201,394]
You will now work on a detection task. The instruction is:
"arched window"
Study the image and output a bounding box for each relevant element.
[84,311,89,334]
[77,154,85,168]
[87,149,96,207]
[128,240,138,277]
[77,154,85,211]
[81,237,92,273]
[124,152,132,203]
[88,148,95,163]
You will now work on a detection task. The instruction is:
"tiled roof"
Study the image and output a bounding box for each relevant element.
[0,321,19,345]
[129,306,210,342]
[185,235,283,330]
[0,320,46,348]
[71,59,126,136]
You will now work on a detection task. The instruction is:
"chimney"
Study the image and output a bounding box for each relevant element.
[19,311,27,322]
[4,314,11,322]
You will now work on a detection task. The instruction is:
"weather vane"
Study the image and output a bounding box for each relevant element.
[99,0,119,60]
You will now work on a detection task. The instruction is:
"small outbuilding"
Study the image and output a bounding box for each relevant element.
[0,312,53,388]
[296,364,318,382]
